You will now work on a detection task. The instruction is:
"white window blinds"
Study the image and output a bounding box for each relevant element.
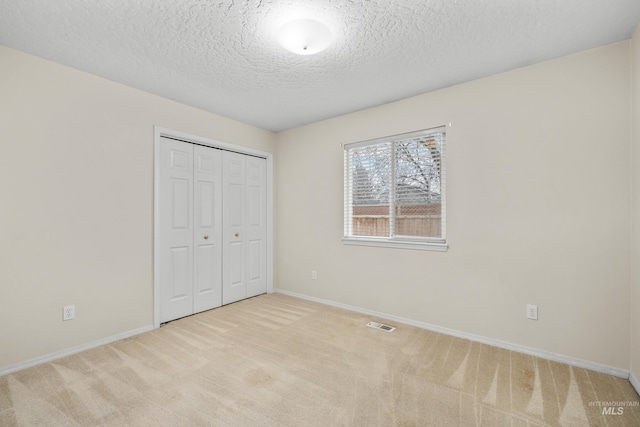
[344,126,447,250]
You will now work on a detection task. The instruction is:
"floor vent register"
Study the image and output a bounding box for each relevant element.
[366,321,396,332]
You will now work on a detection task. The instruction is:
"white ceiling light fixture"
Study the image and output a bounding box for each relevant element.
[277,19,333,55]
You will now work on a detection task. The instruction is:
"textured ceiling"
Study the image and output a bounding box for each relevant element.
[1,1,640,132]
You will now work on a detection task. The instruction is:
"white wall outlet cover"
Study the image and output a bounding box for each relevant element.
[63,305,75,321]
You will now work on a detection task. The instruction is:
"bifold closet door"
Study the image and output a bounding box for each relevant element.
[159,138,222,323]
[192,144,223,313]
[222,151,267,304]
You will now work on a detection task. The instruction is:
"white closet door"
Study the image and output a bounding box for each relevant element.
[159,138,267,321]
[159,138,194,323]
[193,145,222,313]
[245,155,267,298]
[222,151,246,304]
[222,152,267,304]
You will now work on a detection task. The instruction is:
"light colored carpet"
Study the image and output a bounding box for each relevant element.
[0,293,638,426]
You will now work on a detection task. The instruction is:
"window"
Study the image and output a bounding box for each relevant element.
[343,126,447,251]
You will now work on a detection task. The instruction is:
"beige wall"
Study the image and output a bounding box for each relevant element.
[632,25,640,383]
[0,45,276,370]
[276,42,632,370]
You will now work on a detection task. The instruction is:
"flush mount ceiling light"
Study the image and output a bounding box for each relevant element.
[277,19,333,55]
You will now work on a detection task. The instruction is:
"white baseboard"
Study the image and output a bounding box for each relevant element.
[630,372,640,396]
[276,289,630,379]
[0,325,154,377]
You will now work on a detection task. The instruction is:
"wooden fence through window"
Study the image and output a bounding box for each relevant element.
[351,204,442,238]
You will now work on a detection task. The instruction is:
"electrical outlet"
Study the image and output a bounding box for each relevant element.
[63,305,75,321]
[526,304,538,320]
[311,270,317,280]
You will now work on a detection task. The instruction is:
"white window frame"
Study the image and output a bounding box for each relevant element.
[343,126,448,251]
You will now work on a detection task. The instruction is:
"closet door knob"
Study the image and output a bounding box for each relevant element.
[234,232,239,237]
[204,235,209,240]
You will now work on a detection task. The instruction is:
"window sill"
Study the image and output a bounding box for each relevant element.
[342,237,448,252]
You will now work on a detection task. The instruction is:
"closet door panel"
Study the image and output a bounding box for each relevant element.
[193,145,222,313]
[159,138,194,323]
[246,156,267,298]
[222,151,247,305]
